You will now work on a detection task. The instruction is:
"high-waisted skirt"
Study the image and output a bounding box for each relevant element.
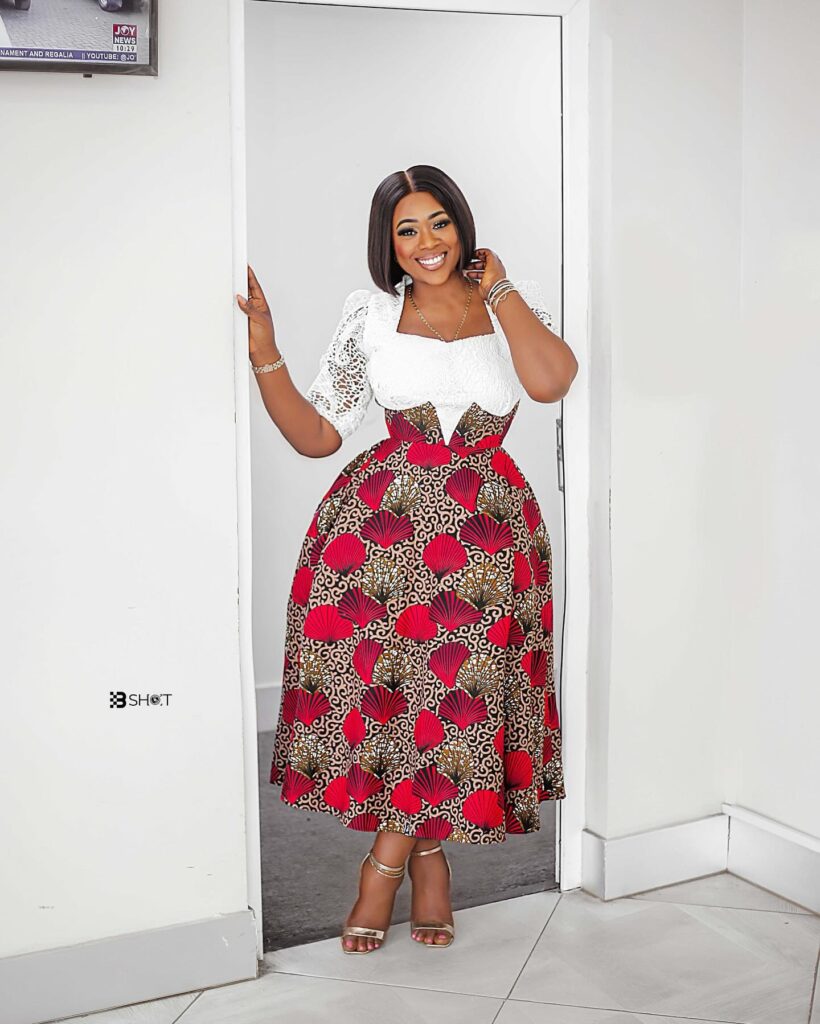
[269,400,566,845]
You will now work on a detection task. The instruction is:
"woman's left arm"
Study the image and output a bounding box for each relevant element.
[467,248,579,404]
[494,289,578,403]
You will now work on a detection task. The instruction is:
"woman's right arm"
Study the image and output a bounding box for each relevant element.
[237,266,342,458]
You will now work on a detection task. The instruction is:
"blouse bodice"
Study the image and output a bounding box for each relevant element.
[305,274,554,444]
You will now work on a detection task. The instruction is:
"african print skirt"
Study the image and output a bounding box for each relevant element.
[269,400,566,845]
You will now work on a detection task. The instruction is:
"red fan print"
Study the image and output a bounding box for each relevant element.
[428,641,471,687]
[522,498,542,534]
[294,690,331,727]
[324,775,350,812]
[493,725,505,759]
[438,689,488,730]
[504,750,534,790]
[361,685,409,724]
[445,466,482,511]
[522,649,548,687]
[406,440,452,467]
[513,550,532,592]
[308,534,327,566]
[395,603,438,642]
[415,816,453,840]
[490,450,526,487]
[423,534,468,578]
[545,691,559,730]
[347,763,385,803]
[343,707,367,747]
[348,812,382,831]
[529,547,549,587]
[356,468,395,510]
[460,513,514,555]
[414,708,445,752]
[291,566,314,606]
[360,509,414,547]
[504,806,525,833]
[463,788,504,830]
[391,778,423,815]
[270,762,282,784]
[486,614,526,648]
[281,765,317,804]
[281,688,298,725]
[411,765,459,806]
[373,436,403,461]
[541,599,553,633]
[542,733,554,764]
[322,533,367,575]
[429,591,483,631]
[303,604,355,642]
[339,587,388,628]
[352,637,382,685]
[387,413,426,443]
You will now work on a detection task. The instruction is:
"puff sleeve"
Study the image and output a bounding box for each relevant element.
[306,288,373,441]
[513,279,555,331]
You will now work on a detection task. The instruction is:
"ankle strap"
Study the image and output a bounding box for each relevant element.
[410,843,442,857]
[367,850,406,877]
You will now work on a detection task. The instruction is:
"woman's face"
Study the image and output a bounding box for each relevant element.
[391,191,462,284]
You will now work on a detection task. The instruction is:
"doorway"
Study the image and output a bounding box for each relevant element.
[242,0,570,953]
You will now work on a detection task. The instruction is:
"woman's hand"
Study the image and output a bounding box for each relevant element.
[463,247,508,302]
[236,265,278,360]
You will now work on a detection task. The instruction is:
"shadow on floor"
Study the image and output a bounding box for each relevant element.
[258,729,558,952]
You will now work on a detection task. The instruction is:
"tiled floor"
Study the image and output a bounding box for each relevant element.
[59,873,819,1024]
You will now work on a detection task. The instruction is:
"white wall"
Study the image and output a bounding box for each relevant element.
[587,0,819,842]
[0,1,250,959]
[729,0,820,837]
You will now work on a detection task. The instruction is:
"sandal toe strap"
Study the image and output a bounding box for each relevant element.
[342,926,386,940]
[410,921,454,936]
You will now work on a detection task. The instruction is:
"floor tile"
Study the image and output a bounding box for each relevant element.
[265,890,560,998]
[175,969,502,1024]
[810,956,820,1024]
[510,889,820,1024]
[497,1002,736,1023]
[629,871,815,915]
[54,992,200,1024]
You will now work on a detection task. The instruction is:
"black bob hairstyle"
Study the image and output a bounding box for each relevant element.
[367,164,477,297]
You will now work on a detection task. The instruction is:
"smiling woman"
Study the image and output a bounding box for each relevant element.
[240,163,576,955]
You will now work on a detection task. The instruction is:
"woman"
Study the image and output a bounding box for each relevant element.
[237,165,577,956]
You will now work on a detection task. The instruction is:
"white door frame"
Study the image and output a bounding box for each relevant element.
[230,0,592,959]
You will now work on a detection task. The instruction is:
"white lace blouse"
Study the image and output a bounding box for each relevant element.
[306,274,554,444]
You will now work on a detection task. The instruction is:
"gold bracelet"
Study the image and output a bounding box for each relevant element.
[490,284,517,314]
[251,355,285,375]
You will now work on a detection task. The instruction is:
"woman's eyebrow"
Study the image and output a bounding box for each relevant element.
[396,209,447,228]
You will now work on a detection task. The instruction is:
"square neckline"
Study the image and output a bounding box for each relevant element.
[392,275,499,345]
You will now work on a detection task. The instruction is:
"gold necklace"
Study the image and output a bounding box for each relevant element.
[407,279,474,343]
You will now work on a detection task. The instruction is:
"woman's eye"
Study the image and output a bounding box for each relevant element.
[397,218,451,237]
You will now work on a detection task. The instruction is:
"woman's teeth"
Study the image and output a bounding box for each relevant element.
[416,252,446,269]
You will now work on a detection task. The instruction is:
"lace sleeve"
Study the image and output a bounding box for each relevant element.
[513,279,555,331]
[306,288,373,441]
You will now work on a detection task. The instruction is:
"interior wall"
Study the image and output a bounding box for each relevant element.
[729,0,820,837]
[587,0,819,841]
[0,1,249,958]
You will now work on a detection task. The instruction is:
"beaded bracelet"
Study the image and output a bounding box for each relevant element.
[251,355,286,375]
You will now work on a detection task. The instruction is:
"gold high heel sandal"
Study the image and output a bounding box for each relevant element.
[409,843,455,947]
[340,848,406,954]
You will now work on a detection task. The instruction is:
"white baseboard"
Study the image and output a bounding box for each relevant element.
[722,802,820,914]
[582,807,819,913]
[0,911,258,1024]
